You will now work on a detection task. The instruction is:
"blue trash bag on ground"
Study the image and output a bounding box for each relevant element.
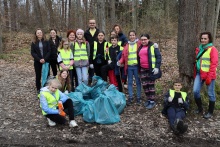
[83,100,95,123]
[68,92,87,116]
[41,62,49,87]
[104,84,126,114]
[93,94,120,124]
[90,76,109,99]
[75,82,93,99]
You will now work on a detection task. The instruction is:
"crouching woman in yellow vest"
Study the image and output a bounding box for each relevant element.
[39,78,78,127]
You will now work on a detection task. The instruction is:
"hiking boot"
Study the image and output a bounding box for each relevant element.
[136,99,141,105]
[170,125,180,135]
[145,101,156,109]
[47,118,56,127]
[69,120,78,128]
[203,112,213,119]
[176,119,188,134]
[127,98,133,106]
[194,98,203,114]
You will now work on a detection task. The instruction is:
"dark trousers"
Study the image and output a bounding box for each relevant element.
[49,59,58,76]
[101,64,113,81]
[73,68,78,88]
[46,99,74,124]
[34,61,43,91]
[167,107,186,126]
[94,63,106,77]
[116,75,123,92]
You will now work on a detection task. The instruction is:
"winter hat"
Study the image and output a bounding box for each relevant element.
[76,29,84,35]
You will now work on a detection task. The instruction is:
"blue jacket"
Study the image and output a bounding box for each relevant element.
[118,32,128,46]
[39,87,68,114]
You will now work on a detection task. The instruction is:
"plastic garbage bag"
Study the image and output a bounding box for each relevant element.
[75,82,92,99]
[83,100,95,123]
[68,92,86,115]
[41,62,49,87]
[104,84,126,114]
[93,94,120,124]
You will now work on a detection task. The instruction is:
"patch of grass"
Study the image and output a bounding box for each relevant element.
[155,82,163,95]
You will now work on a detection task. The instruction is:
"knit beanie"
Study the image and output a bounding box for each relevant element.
[76,29,84,35]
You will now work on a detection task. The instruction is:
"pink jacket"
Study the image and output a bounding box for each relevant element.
[119,40,141,75]
[194,46,218,80]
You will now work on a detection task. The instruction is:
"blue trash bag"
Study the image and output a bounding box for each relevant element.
[41,62,49,87]
[75,82,93,99]
[90,76,109,99]
[83,100,95,123]
[104,84,126,114]
[93,94,120,124]
[68,92,87,116]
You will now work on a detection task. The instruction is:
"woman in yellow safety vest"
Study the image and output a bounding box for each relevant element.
[72,29,90,85]
[57,38,74,91]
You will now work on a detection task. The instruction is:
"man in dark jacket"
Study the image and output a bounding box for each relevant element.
[84,19,100,84]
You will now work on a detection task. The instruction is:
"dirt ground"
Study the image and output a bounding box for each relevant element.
[0,37,220,146]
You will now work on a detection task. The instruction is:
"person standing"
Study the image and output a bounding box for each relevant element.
[193,32,218,119]
[84,19,100,84]
[113,24,128,47]
[89,31,108,77]
[67,30,78,88]
[137,34,162,109]
[49,29,61,76]
[117,30,141,105]
[31,28,51,94]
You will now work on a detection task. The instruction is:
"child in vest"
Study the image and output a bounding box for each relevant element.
[39,78,78,127]
[101,35,122,91]
[57,70,71,94]
[89,31,108,77]
[57,38,74,91]
[73,29,90,85]
[117,30,141,105]
[162,81,189,135]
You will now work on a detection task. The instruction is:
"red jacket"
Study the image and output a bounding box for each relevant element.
[194,46,218,80]
[119,40,141,75]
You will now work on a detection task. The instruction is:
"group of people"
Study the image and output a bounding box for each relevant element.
[31,19,218,135]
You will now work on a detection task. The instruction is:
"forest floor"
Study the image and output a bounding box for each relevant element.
[0,33,220,146]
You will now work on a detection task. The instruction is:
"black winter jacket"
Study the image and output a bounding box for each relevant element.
[31,40,51,62]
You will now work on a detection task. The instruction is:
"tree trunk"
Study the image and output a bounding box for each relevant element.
[76,0,83,28]
[33,0,44,28]
[99,0,105,32]
[68,0,72,29]
[0,1,3,54]
[10,0,18,31]
[44,0,54,28]
[132,0,137,30]
[110,0,116,26]
[3,0,9,29]
[26,0,30,27]
[177,0,220,89]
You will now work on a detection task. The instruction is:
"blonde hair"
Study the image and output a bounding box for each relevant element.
[47,79,62,89]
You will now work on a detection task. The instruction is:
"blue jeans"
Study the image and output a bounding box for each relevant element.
[167,107,186,126]
[193,73,216,101]
[127,65,141,100]
[76,67,88,85]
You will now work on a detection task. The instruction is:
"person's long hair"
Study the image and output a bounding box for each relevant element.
[33,28,46,43]
[59,38,70,50]
[57,70,71,92]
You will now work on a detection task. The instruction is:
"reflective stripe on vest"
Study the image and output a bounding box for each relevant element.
[59,49,73,70]
[201,48,211,72]
[169,89,187,101]
[41,90,60,115]
[74,42,88,61]
[93,41,108,60]
[128,43,138,65]
[150,46,156,68]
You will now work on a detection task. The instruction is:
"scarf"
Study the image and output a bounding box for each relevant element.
[196,43,213,72]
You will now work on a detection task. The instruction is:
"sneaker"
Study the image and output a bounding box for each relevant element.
[47,118,56,127]
[136,99,141,105]
[145,101,156,109]
[203,112,213,119]
[127,99,133,106]
[69,120,78,128]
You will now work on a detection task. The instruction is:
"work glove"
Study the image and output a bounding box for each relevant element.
[205,78,211,85]
[154,43,158,48]
[59,110,66,117]
[152,68,159,75]
[117,61,121,66]
[89,64,94,69]
[168,96,173,102]
[108,60,112,64]
[58,101,64,110]
[178,98,183,104]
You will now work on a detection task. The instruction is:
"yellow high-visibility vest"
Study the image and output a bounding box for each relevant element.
[128,43,138,65]
[59,49,73,70]
[74,42,88,61]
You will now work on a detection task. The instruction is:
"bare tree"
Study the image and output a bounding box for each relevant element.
[0,1,3,54]
[177,0,220,88]
[110,0,116,26]
[44,0,55,28]
[33,0,44,28]
[132,0,137,30]
[3,0,9,29]
[76,0,83,28]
